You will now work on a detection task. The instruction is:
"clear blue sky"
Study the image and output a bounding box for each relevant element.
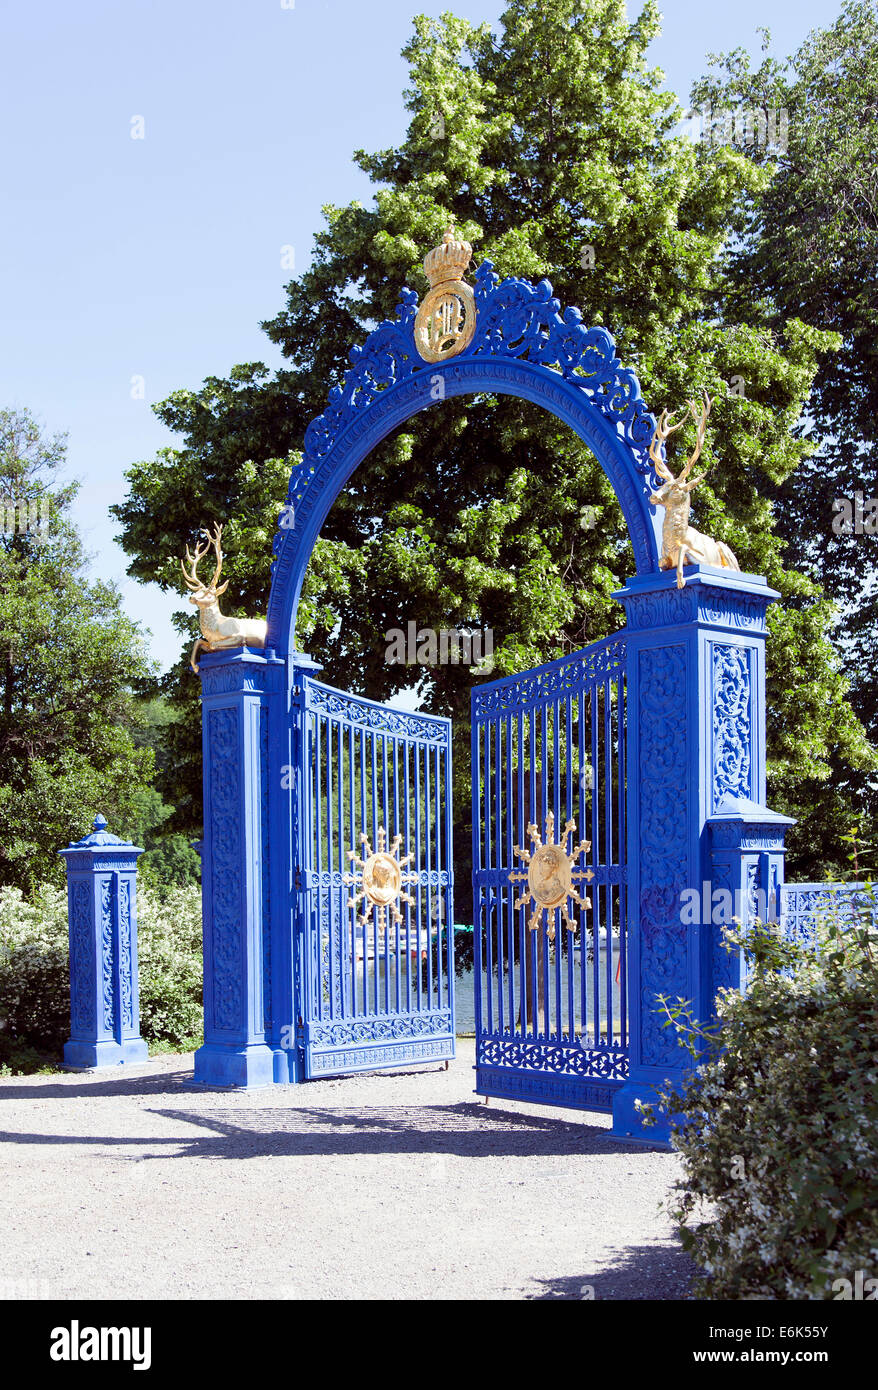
[1,0,844,672]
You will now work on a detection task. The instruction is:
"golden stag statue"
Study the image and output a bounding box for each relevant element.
[648,393,740,588]
[180,523,267,672]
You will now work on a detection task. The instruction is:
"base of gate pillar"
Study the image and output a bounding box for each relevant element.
[611,1078,675,1147]
[62,1037,149,1070]
[189,1041,277,1089]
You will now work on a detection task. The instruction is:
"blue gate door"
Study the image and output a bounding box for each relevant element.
[297,675,455,1077]
[471,636,629,1111]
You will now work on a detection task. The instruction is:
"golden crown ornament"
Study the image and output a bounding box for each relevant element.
[414,227,477,363]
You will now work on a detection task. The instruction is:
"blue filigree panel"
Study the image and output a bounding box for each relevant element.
[69,881,92,1037]
[779,882,877,948]
[637,644,688,1068]
[208,707,244,1032]
[712,644,752,805]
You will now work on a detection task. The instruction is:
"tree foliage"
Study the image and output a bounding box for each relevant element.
[0,408,157,891]
[112,0,875,877]
[691,0,878,859]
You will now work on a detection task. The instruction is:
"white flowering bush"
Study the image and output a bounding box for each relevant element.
[0,882,204,1068]
[135,885,203,1047]
[652,911,878,1299]
[0,884,70,1062]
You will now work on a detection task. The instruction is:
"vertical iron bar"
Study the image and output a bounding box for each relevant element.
[591,684,600,1048]
[566,693,575,1041]
[414,740,423,1014]
[483,719,493,1035]
[618,671,628,1048]
[506,709,514,1037]
[553,698,562,1042]
[604,678,613,1048]
[495,714,504,1036]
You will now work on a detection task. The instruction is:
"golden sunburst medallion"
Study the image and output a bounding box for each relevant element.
[508,813,594,941]
[343,827,418,933]
[414,227,477,363]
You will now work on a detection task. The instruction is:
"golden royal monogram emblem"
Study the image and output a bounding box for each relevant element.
[508,813,594,941]
[343,827,418,933]
[414,227,477,363]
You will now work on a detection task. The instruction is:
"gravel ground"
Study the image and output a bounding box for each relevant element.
[0,1041,694,1301]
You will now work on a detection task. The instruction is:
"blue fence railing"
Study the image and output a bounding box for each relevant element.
[779,881,877,948]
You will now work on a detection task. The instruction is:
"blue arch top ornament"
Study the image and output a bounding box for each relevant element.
[266,259,663,654]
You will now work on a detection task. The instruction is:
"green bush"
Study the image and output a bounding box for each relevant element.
[653,912,878,1300]
[0,882,204,1068]
[135,885,203,1047]
[0,884,70,1062]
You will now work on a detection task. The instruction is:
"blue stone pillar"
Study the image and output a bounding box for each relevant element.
[708,796,795,993]
[59,815,148,1069]
[610,564,781,1142]
[191,646,285,1088]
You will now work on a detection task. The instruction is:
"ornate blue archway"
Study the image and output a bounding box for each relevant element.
[190,245,789,1147]
[265,262,663,654]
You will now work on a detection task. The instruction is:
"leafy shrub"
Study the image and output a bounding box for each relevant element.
[135,885,203,1046]
[653,912,878,1299]
[0,882,204,1068]
[0,884,70,1060]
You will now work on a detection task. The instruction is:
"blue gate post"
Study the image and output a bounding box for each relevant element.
[610,563,783,1143]
[708,796,795,994]
[59,815,149,1069]
[191,645,286,1088]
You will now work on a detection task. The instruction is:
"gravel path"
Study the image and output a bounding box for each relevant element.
[0,1042,694,1301]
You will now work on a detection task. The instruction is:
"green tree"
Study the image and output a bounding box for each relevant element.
[113,0,874,878]
[689,0,878,864]
[0,408,157,892]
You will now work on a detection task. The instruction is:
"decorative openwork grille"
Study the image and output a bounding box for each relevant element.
[298,675,454,1077]
[779,881,877,949]
[471,635,629,1111]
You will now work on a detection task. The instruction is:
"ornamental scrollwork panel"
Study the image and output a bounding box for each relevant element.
[100,878,115,1035]
[472,636,625,718]
[712,643,752,805]
[637,644,689,1068]
[308,1010,452,1048]
[271,262,659,583]
[477,1033,628,1081]
[118,878,133,1031]
[70,881,93,1036]
[305,680,449,746]
[208,707,244,1032]
[779,882,877,947]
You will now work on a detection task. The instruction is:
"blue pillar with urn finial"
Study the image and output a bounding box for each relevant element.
[59,815,149,1069]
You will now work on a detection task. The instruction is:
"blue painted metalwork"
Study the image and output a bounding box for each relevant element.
[471,637,628,1112]
[266,266,662,656]
[59,815,148,1070]
[296,674,454,1076]
[779,881,878,948]
[611,567,785,1140]
[191,260,806,1145]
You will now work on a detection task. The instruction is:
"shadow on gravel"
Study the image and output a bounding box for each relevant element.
[0,1069,194,1101]
[529,1242,697,1301]
[0,1101,670,1159]
[0,1059,455,1102]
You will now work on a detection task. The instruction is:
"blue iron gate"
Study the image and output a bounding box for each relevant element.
[297,674,455,1077]
[471,636,629,1111]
